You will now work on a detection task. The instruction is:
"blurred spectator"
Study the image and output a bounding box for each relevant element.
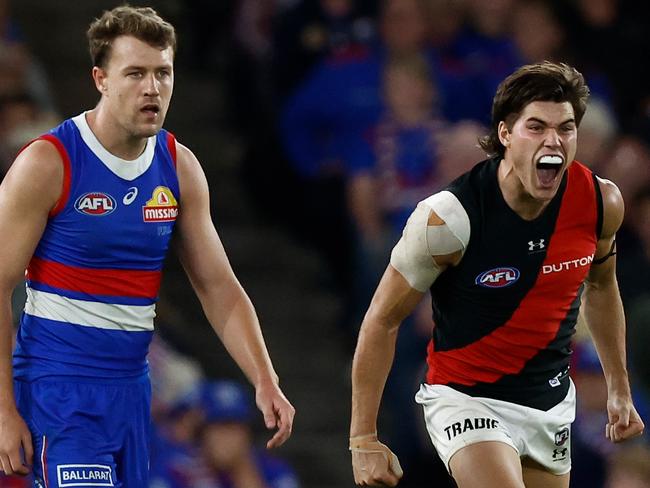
[570,339,649,488]
[346,53,448,325]
[627,298,650,400]
[598,137,650,205]
[148,338,212,488]
[199,381,300,488]
[510,0,568,63]
[453,0,521,123]
[0,93,59,176]
[604,444,650,488]
[436,120,486,183]
[0,0,55,112]
[570,339,611,488]
[347,52,443,245]
[273,0,376,100]
[564,0,650,130]
[150,387,214,488]
[281,0,434,180]
[574,98,618,169]
[617,186,650,308]
[279,0,435,298]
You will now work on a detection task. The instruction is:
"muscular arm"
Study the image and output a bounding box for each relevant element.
[0,140,61,473]
[174,143,294,448]
[350,198,465,486]
[350,266,425,438]
[582,177,644,442]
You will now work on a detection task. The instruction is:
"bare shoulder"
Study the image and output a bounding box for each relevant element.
[1,139,63,210]
[596,176,624,239]
[174,141,208,196]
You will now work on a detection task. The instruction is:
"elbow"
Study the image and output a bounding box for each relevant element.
[361,307,400,336]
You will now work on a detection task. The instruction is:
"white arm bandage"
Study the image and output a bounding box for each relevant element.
[390,191,470,292]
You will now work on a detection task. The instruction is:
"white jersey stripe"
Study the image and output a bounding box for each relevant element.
[24,288,155,332]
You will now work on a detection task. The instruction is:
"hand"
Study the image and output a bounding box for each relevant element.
[605,394,645,443]
[0,406,33,476]
[255,382,295,449]
[350,434,403,487]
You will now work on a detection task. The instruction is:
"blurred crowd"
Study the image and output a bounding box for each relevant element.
[2,0,650,487]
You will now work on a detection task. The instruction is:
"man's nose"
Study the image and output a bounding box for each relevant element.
[143,73,159,96]
[544,128,561,147]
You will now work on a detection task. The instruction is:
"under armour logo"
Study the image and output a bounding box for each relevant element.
[553,448,568,460]
[528,239,545,252]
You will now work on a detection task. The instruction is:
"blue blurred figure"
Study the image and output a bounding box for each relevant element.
[198,381,300,488]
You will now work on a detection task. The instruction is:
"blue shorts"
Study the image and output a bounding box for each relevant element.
[14,376,151,488]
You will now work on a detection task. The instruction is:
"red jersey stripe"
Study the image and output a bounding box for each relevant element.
[166,131,177,168]
[426,163,598,385]
[39,134,72,218]
[27,256,162,299]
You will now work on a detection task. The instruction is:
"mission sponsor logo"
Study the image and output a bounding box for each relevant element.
[142,186,178,223]
[74,192,116,216]
[57,464,114,487]
[475,267,520,288]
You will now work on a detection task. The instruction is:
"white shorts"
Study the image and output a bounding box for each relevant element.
[415,380,576,475]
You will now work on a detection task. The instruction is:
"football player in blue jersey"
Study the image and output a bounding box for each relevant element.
[0,5,294,485]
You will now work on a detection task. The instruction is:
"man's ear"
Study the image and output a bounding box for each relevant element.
[92,66,108,95]
[498,121,510,148]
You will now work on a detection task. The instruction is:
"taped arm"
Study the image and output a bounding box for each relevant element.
[350,191,470,484]
[390,191,471,291]
[351,190,470,434]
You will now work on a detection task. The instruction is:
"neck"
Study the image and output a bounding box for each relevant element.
[86,106,148,161]
[497,158,548,220]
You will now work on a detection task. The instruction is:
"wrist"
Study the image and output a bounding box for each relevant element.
[254,371,279,390]
[606,372,631,395]
[349,432,378,449]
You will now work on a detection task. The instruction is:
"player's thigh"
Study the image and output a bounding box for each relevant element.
[522,457,570,488]
[32,431,119,488]
[449,441,525,488]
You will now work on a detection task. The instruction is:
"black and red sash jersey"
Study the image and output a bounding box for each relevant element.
[426,158,603,410]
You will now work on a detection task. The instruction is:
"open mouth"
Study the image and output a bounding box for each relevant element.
[536,155,563,186]
[140,104,160,117]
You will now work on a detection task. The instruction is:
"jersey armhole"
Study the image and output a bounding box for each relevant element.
[592,173,604,239]
[166,131,177,169]
[24,134,72,218]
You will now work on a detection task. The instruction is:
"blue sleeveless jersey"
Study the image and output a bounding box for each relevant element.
[13,113,180,380]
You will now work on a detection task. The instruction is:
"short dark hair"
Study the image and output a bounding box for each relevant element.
[87,5,176,68]
[479,61,590,157]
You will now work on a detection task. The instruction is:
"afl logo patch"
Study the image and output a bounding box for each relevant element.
[75,192,116,216]
[475,267,520,288]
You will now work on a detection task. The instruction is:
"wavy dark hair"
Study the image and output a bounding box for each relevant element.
[87,5,176,68]
[479,61,590,157]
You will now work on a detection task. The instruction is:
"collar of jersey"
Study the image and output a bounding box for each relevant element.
[72,112,155,181]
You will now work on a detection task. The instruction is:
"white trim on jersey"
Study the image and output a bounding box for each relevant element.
[72,112,156,181]
[25,288,155,332]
